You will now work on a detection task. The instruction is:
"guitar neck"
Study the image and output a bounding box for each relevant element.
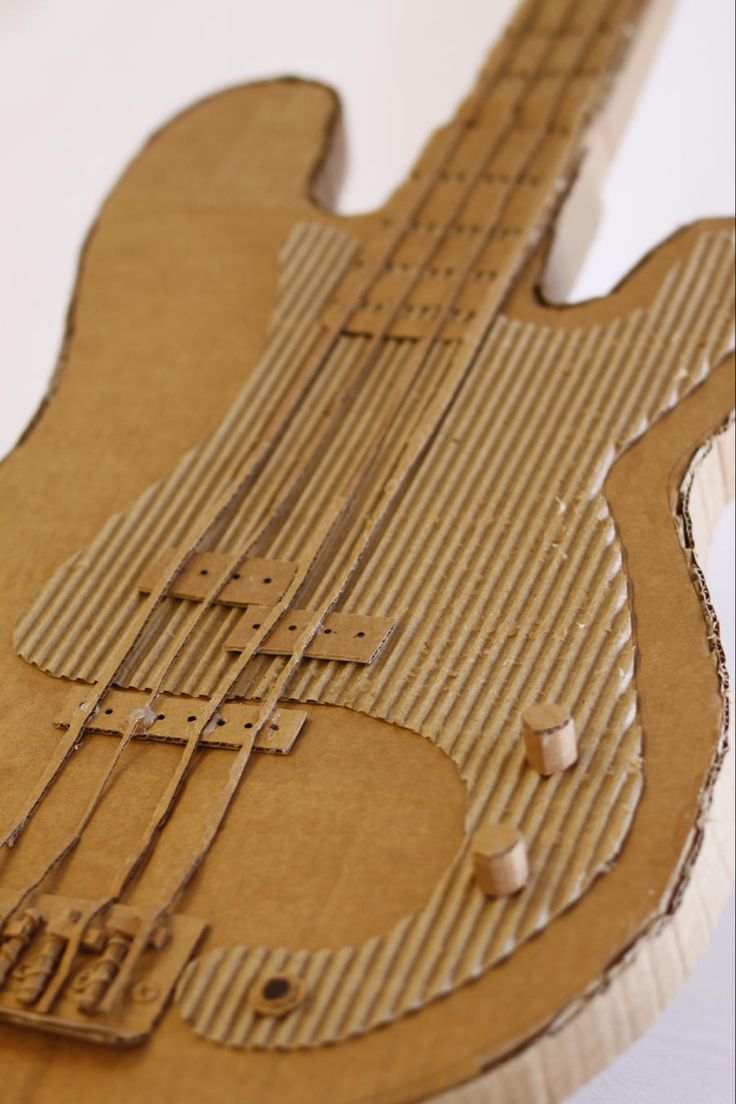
[325,0,649,342]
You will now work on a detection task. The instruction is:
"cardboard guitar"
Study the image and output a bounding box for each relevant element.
[0,0,733,1100]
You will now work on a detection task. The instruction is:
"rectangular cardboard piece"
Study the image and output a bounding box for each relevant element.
[223,608,397,663]
[138,550,297,607]
[55,686,307,754]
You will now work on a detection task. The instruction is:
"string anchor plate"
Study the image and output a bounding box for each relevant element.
[0,892,206,1046]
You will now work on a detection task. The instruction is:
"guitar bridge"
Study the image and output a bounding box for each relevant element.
[0,893,206,1046]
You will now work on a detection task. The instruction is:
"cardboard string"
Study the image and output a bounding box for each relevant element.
[2,0,626,933]
[0,0,494,876]
[149,0,623,919]
[4,0,608,932]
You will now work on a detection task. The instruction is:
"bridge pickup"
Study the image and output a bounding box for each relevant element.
[55,688,307,755]
[0,893,205,1047]
[224,608,396,664]
[138,549,298,607]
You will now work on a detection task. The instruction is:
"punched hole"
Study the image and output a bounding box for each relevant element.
[199,569,209,576]
[157,714,165,721]
[288,625,297,631]
[187,715,197,723]
[355,631,366,638]
[252,623,261,629]
[270,724,279,732]
[261,977,290,1001]
[249,970,305,1016]
[104,708,113,715]
[216,718,226,727]
[244,723,253,729]
[232,573,241,581]
[263,577,272,585]
[324,628,333,634]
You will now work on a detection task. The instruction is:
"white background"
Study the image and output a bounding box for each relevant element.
[0,1,733,1100]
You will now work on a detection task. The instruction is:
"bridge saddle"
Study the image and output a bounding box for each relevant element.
[0,892,206,1045]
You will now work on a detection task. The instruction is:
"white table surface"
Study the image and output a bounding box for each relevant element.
[0,1,733,1100]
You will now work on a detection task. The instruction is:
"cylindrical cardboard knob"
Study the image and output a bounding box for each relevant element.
[471,822,529,897]
[522,703,577,775]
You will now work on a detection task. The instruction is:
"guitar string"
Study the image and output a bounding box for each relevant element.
[0,0,552,926]
[65,0,567,916]
[142,0,636,1040]
[153,0,630,921]
[100,0,585,905]
[0,0,532,876]
[99,0,618,914]
[10,0,626,940]
[3,0,632,952]
[17,0,657,1025]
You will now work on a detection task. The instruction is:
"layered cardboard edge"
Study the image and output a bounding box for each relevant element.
[428,414,735,1104]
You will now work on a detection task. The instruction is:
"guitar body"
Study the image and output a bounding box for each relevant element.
[0,7,733,1101]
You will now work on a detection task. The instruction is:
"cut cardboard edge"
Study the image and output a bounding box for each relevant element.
[1,76,346,465]
[428,413,735,1104]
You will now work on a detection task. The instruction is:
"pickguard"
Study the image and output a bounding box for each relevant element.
[14,221,735,1048]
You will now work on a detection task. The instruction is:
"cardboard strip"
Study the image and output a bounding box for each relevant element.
[138,550,297,607]
[55,687,306,755]
[223,608,396,663]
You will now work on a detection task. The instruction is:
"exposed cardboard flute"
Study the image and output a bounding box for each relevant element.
[0,0,733,1100]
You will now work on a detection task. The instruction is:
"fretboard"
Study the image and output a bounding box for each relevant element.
[323,0,647,341]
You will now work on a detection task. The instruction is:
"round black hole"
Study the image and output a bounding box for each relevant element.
[187,715,197,723]
[252,623,261,629]
[104,708,113,715]
[288,625,297,631]
[216,718,226,727]
[157,713,165,721]
[263,577,272,585]
[199,569,209,576]
[262,977,290,1001]
[270,723,279,732]
[244,722,253,729]
[232,573,241,580]
[356,631,366,638]
[324,628,332,634]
